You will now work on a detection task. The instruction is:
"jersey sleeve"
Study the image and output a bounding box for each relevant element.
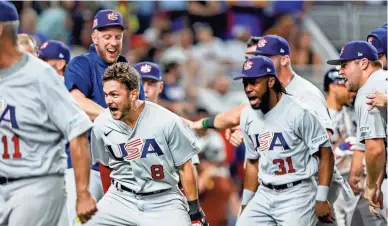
[64,56,91,96]
[90,127,110,166]
[40,67,92,142]
[304,92,334,132]
[240,110,260,160]
[296,109,331,155]
[167,119,201,166]
[356,94,387,143]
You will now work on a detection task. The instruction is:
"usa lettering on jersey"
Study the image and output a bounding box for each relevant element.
[250,132,290,152]
[0,102,19,129]
[106,137,164,161]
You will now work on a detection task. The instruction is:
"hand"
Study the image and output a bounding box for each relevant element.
[348,175,363,196]
[190,209,209,226]
[315,201,335,223]
[364,184,384,219]
[366,91,388,111]
[225,127,243,147]
[76,191,97,224]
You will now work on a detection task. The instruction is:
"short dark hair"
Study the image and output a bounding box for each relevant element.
[246,36,261,48]
[103,62,140,91]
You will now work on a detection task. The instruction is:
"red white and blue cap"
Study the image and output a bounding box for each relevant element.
[0,1,18,22]
[93,9,128,30]
[327,40,379,65]
[367,24,387,56]
[134,62,162,81]
[233,56,277,80]
[39,40,71,63]
[247,35,290,56]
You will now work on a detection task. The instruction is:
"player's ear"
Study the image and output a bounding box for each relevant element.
[360,58,369,70]
[131,89,139,101]
[280,55,289,67]
[159,81,164,93]
[91,30,98,45]
[268,77,275,88]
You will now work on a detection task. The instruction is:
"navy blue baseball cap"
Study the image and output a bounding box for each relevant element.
[327,41,379,65]
[134,62,162,81]
[367,24,387,55]
[233,56,277,80]
[39,40,71,63]
[93,9,128,30]
[0,1,18,22]
[247,35,290,56]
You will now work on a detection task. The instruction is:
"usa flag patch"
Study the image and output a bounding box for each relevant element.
[124,138,145,161]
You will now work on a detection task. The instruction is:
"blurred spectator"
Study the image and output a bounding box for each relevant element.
[291,30,321,66]
[264,14,296,42]
[227,1,269,37]
[193,109,240,226]
[37,5,72,44]
[19,8,47,46]
[161,27,194,64]
[17,33,38,56]
[194,72,247,115]
[192,22,226,87]
[159,61,194,116]
[188,1,228,39]
[224,25,252,69]
[143,12,171,46]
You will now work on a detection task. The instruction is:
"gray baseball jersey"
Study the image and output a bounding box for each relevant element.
[0,53,92,178]
[287,74,334,131]
[240,94,331,185]
[329,108,354,144]
[355,69,388,144]
[91,101,201,193]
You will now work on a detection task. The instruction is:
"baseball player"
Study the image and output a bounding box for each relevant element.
[235,56,334,225]
[86,62,208,226]
[192,36,354,221]
[328,40,388,220]
[38,40,70,78]
[0,2,96,226]
[17,33,38,56]
[64,9,146,224]
[348,25,388,226]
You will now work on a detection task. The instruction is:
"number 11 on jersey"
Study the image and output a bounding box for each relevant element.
[1,135,21,159]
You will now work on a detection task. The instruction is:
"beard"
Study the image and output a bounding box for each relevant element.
[95,44,120,64]
[251,83,271,113]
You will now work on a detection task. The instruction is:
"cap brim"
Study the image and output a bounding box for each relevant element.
[140,75,161,81]
[94,23,128,30]
[327,59,343,65]
[233,73,275,80]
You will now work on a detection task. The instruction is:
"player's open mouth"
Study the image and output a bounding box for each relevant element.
[110,107,119,113]
[248,96,259,105]
[107,49,117,55]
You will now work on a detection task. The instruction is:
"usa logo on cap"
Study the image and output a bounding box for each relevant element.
[258,39,267,48]
[340,46,345,56]
[40,42,49,49]
[107,11,119,21]
[243,60,253,70]
[93,19,98,28]
[140,64,152,73]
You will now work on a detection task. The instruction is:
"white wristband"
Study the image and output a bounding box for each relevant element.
[316,185,330,201]
[241,189,255,205]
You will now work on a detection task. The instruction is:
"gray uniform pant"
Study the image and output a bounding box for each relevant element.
[236,178,318,226]
[0,175,65,226]
[84,185,191,226]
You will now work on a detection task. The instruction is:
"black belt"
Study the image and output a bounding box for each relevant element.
[0,174,63,185]
[112,179,171,196]
[261,180,302,190]
[0,177,21,185]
